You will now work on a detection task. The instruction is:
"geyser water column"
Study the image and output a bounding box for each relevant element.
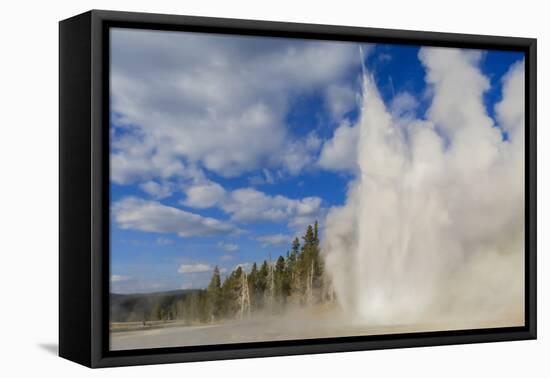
[323,46,525,328]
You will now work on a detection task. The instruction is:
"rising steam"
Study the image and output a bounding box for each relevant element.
[323,47,525,329]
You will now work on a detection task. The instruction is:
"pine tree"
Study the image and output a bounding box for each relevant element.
[288,237,300,293]
[248,262,258,310]
[197,291,209,322]
[298,225,315,302]
[314,220,319,242]
[206,266,222,321]
[297,223,324,304]
[221,267,244,318]
[274,256,287,301]
[256,260,269,309]
[312,220,324,293]
[266,256,275,308]
[292,237,300,255]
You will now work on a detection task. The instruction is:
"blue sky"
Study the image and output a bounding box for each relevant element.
[109,28,524,294]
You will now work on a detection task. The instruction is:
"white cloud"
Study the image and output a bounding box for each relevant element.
[110,133,185,185]
[177,178,326,230]
[139,180,173,199]
[248,168,277,186]
[112,197,238,237]
[256,234,291,247]
[182,182,226,208]
[156,237,173,246]
[111,151,185,186]
[168,176,326,230]
[496,60,525,137]
[291,197,326,230]
[262,169,276,184]
[325,83,357,120]
[111,275,131,282]
[111,29,359,182]
[178,263,213,274]
[280,132,323,175]
[218,241,239,252]
[221,187,322,227]
[318,120,359,172]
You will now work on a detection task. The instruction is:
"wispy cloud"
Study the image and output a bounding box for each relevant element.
[181,182,226,209]
[139,180,173,199]
[178,263,213,274]
[178,182,324,230]
[112,197,239,237]
[221,187,322,227]
[248,168,277,186]
[156,237,173,246]
[255,234,291,247]
[220,254,234,262]
[325,83,357,120]
[218,241,239,252]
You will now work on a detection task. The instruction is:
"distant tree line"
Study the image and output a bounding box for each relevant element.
[111,221,333,325]
[110,289,205,323]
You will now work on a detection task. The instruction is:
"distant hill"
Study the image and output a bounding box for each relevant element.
[111,289,202,323]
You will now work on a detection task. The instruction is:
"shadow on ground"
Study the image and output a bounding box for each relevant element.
[38,343,58,356]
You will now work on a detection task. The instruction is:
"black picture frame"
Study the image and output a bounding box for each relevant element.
[59,9,537,368]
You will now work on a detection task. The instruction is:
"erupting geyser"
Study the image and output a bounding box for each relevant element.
[323,47,525,328]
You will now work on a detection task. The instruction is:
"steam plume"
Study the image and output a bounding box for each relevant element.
[323,47,525,329]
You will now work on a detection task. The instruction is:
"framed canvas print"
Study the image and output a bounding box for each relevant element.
[59,10,537,368]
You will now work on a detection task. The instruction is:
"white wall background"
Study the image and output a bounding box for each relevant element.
[0,0,546,376]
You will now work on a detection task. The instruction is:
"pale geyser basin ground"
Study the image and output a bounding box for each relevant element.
[110,304,522,350]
